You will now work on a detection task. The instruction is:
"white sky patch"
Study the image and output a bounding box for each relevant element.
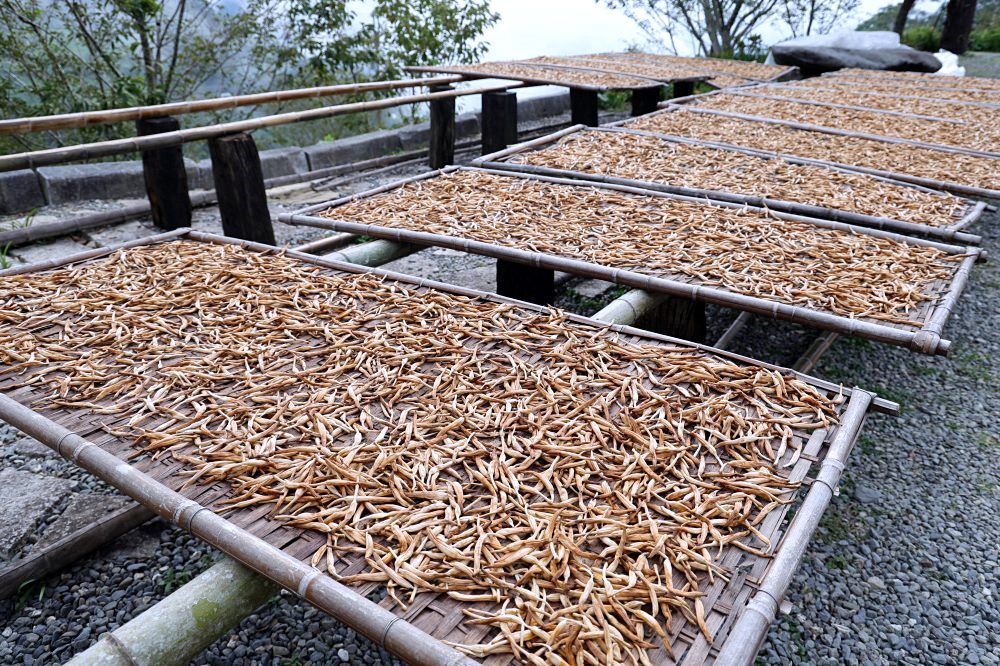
[479,0,939,59]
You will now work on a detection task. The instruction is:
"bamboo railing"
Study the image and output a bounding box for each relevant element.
[0,76,464,135]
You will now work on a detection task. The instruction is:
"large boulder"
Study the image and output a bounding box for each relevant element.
[771,45,942,76]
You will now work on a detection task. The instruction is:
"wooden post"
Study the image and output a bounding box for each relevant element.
[672,81,696,99]
[207,132,275,245]
[136,116,191,230]
[429,84,456,168]
[481,91,518,155]
[630,86,663,117]
[496,260,554,305]
[570,88,600,126]
[636,297,706,343]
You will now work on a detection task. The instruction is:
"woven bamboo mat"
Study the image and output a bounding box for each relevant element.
[290,168,978,354]
[0,233,874,665]
[522,56,709,86]
[758,85,995,124]
[491,127,973,230]
[406,62,661,91]
[594,52,791,82]
[690,92,1000,155]
[622,107,1000,195]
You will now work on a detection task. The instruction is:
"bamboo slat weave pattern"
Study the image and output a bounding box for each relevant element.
[0,235,870,664]
[689,92,1000,154]
[794,77,1000,104]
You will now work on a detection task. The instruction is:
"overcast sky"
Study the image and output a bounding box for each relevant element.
[479,0,941,59]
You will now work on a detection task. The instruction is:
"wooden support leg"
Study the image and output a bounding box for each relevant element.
[496,260,554,305]
[136,116,191,230]
[672,80,696,99]
[207,132,275,245]
[636,296,706,343]
[570,88,600,126]
[630,86,663,117]
[429,84,456,169]
[481,91,518,156]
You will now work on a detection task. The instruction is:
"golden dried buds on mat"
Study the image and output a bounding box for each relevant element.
[0,241,845,664]
[326,170,961,327]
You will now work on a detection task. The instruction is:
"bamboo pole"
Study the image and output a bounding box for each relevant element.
[0,82,523,173]
[65,558,278,666]
[715,389,874,665]
[282,166,983,356]
[323,239,418,266]
[476,123,985,243]
[292,232,357,255]
[714,311,753,349]
[0,76,464,135]
[0,193,209,248]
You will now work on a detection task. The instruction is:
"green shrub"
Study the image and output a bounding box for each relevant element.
[902,26,942,52]
[970,28,1000,51]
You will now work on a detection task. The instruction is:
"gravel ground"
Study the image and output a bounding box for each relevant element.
[1,130,997,665]
[757,209,1000,666]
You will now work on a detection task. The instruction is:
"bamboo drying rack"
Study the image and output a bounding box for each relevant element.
[763,83,1000,111]
[593,52,798,83]
[519,56,711,86]
[648,104,1000,200]
[403,63,699,91]
[0,230,894,666]
[0,81,526,173]
[282,166,983,356]
[471,124,985,244]
[821,68,1000,89]
[673,89,1000,160]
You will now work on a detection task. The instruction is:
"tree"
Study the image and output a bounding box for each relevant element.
[779,0,860,37]
[0,0,498,151]
[601,0,780,57]
[941,0,978,52]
